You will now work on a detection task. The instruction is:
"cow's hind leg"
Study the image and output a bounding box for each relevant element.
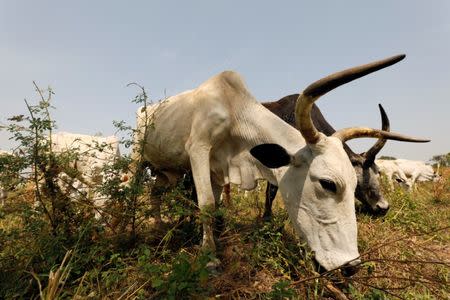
[262,182,278,221]
[212,181,226,236]
[150,171,172,225]
[221,183,231,207]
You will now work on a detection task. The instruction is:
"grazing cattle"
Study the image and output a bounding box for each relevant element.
[261,98,392,218]
[375,159,409,189]
[395,159,440,186]
[50,132,120,216]
[129,54,429,272]
[377,159,440,190]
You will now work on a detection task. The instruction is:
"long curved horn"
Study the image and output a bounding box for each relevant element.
[295,54,405,144]
[332,128,430,143]
[363,104,390,163]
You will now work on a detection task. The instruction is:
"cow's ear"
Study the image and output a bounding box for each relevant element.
[250,144,291,168]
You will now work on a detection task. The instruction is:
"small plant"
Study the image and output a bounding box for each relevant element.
[142,250,211,299]
[266,280,297,299]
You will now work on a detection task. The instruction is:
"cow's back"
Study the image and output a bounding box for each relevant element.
[138,71,249,171]
[136,71,303,188]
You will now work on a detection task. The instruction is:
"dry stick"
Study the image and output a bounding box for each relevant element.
[354,277,442,300]
[364,283,415,291]
[123,279,151,300]
[73,272,88,298]
[116,282,137,300]
[359,225,450,257]
[352,226,450,297]
[289,226,450,294]
[323,279,349,300]
[351,279,406,300]
[363,258,449,267]
[290,272,335,288]
[28,271,45,299]
[305,269,350,300]
[352,275,436,285]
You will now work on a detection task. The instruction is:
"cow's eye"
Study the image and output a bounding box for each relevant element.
[319,179,337,193]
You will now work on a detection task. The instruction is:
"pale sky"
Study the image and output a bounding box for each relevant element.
[0,1,449,161]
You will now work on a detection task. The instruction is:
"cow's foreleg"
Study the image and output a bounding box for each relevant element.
[188,145,217,253]
[409,172,419,192]
[186,105,230,264]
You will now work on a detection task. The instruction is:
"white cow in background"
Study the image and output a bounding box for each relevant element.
[376,158,439,190]
[395,159,440,189]
[51,132,120,216]
[376,159,409,189]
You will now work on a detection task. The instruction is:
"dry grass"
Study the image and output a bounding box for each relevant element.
[204,170,450,299]
[0,168,448,299]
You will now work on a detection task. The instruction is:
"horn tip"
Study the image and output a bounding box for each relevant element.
[394,54,406,61]
[386,54,406,65]
[410,138,431,143]
[378,103,386,113]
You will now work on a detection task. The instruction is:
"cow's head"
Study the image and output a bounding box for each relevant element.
[251,55,429,273]
[349,104,390,215]
[417,164,441,182]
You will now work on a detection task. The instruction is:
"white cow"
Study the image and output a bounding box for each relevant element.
[50,132,120,216]
[129,55,429,272]
[376,159,410,189]
[395,159,439,190]
[376,159,439,191]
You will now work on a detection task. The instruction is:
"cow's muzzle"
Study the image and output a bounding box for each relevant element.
[341,258,361,277]
[313,258,361,277]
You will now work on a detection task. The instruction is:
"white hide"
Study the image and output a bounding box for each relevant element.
[279,137,358,269]
[376,159,439,190]
[376,159,410,188]
[395,159,440,187]
[51,132,120,214]
[131,71,360,271]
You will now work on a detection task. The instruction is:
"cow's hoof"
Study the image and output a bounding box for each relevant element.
[262,214,272,222]
[263,216,272,223]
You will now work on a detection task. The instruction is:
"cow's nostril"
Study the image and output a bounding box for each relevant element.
[341,259,361,277]
[312,258,327,274]
[376,204,390,215]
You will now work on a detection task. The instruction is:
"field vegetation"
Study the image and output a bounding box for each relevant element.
[0,86,448,299]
